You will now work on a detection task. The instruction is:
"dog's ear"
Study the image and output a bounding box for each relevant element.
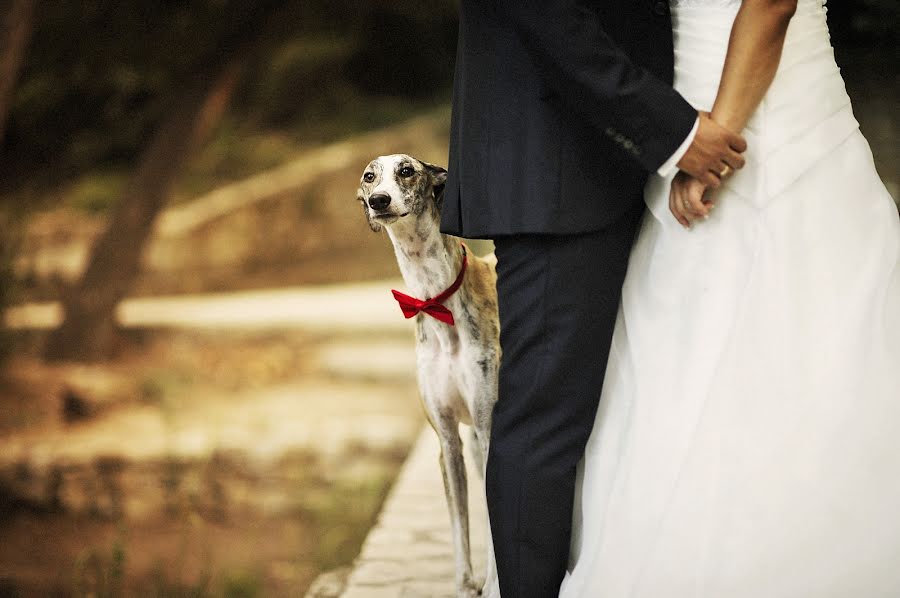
[358,188,383,233]
[423,161,448,187]
[423,162,448,208]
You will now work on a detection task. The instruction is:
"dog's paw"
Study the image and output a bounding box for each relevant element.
[456,580,482,598]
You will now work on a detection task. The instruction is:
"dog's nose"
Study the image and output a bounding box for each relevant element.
[368,193,391,211]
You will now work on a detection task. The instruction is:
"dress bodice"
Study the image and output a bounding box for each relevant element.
[660,0,854,208]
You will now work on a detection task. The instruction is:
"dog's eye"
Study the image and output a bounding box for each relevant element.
[399,166,415,178]
[363,172,375,183]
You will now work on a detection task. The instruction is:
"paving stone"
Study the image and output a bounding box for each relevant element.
[348,561,416,585]
[304,567,351,598]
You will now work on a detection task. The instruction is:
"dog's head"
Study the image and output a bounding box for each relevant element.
[356,154,448,232]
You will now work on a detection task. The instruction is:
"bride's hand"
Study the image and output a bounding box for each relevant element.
[669,171,713,229]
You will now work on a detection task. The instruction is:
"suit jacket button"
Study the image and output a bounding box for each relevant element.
[653,1,668,15]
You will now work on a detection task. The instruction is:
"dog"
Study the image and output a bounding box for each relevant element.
[357,154,500,598]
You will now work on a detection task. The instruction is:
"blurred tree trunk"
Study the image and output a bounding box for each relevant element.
[0,0,35,146]
[0,0,35,361]
[43,1,291,362]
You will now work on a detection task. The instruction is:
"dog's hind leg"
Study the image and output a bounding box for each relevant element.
[434,413,480,598]
[473,426,500,598]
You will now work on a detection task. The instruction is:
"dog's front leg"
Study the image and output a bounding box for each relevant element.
[434,413,479,598]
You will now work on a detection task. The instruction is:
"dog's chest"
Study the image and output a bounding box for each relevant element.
[416,315,460,357]
[414,317,481,421]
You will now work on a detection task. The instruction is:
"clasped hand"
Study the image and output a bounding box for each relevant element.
[672,111,747,228]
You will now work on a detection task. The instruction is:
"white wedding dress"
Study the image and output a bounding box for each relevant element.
[559,0,900,596]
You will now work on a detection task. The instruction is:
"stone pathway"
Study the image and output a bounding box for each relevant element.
[338,427,489,598]
[3,279,410,332]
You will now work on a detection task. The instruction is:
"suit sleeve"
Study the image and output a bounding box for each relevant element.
[497,0,698,172]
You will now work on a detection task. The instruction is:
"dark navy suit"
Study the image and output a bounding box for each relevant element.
[440,1,697,596]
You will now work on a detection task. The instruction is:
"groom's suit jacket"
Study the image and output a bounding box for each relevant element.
[441,0,698,238]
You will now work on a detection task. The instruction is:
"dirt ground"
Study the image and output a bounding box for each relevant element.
[2,511,321,597]
[0,327,422,597]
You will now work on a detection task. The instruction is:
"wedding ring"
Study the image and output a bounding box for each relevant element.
[719,165,732,178]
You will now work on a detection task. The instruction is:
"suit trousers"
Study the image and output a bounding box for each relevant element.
[486,202,644,597]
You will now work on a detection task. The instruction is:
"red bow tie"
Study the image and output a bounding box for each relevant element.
[391,246,467,326]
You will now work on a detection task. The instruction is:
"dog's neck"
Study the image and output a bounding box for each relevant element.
[385,205,464,301]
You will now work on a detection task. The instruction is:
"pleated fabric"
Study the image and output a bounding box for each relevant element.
[559,1,900,596]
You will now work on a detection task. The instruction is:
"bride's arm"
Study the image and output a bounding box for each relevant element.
[711,0,799,132]
[670,0,798,227]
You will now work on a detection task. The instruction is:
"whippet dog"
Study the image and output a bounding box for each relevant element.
[357,154,500,598]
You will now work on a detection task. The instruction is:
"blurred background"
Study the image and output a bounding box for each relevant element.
[0,1,896,596]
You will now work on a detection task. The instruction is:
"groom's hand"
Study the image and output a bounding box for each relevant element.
[677,112,747,189]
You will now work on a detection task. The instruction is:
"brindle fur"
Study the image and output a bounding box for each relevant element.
[357,155,501,598]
